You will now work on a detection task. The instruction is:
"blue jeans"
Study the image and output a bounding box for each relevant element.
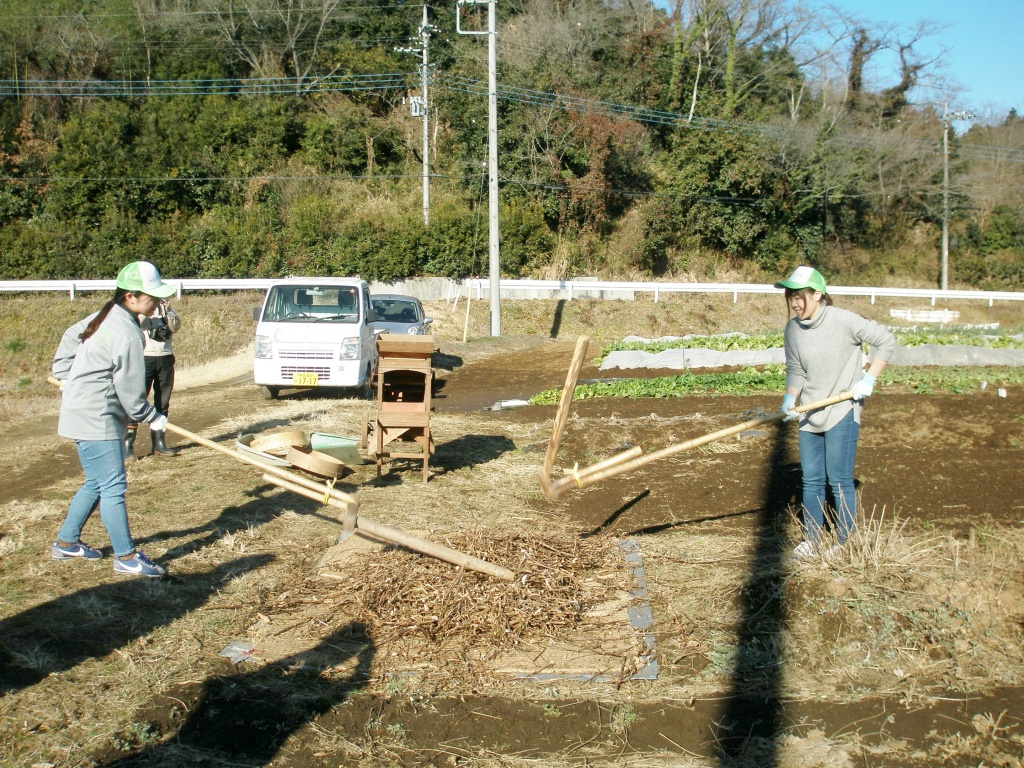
[57,439,135,557]
[797,410,860,544]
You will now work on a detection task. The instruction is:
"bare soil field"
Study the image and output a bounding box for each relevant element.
[2,297,1024,767]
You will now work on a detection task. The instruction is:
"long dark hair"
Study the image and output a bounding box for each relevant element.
[784,287,833,315]
[80,288,131,342]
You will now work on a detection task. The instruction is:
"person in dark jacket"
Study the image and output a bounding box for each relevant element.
[125,299,182,459]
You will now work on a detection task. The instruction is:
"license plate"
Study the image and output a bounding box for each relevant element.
[292,372,319,386]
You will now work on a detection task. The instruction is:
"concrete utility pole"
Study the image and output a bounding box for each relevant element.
[420,5,431,227]
[396,5,434,226]
[941,104,976,291]
[457,0,501,336]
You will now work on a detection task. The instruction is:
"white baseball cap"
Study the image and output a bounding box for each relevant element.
[115,261,176,298]
[775,266,827,294]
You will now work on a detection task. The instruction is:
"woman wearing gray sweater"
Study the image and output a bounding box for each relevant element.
[50,261,176,578]
[775,266,897,559]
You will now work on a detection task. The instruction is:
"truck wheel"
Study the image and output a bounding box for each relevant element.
[360,364,376,401]
[260,385,279,400]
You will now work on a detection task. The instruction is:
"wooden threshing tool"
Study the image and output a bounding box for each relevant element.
[535,359,854,501]
[535,336,647,500]
[48,377,514,580]
[361,334,435,482]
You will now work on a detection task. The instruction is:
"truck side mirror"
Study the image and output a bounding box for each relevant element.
[366,308,376,323]
[252,306,261,321]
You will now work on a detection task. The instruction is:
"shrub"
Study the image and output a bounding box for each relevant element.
[499,199,555,277]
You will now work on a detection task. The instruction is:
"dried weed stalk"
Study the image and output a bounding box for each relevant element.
[347,531,625,652]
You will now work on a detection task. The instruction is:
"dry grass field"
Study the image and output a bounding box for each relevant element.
[1,290,1023,767]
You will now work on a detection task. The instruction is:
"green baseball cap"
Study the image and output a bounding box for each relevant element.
[115,261,176,298]
[775,265,827,294]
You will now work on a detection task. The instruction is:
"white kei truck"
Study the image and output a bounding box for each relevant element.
[252,277,377,399]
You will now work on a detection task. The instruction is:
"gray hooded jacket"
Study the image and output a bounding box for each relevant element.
[53,303,162,440]
[783,304,897,432]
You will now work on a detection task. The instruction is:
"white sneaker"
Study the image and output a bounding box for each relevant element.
[791,540,815,560]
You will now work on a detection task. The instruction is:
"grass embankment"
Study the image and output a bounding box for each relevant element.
[3,289,1022,416]
[0,291,261,386]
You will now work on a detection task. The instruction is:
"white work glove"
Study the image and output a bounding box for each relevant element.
[852,373,876,401]
[781,393,799,422]
[150,414,168,432]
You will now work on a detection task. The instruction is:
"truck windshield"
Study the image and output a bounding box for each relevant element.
[261,285,361,323]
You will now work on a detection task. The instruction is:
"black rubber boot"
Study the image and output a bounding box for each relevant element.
[124,425,138,462]
[151,429,179,458]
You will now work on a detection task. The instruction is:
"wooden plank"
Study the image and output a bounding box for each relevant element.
[377,334,434,357]
[378,359,432,373]
[379,401,428,414]
[378,411,430,426]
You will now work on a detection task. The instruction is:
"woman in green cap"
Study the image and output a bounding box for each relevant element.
[775,266,897,559]
[50,261,177,578]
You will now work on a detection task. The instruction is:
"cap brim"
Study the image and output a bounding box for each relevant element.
[145,284,177,298]
[775,280,801,290]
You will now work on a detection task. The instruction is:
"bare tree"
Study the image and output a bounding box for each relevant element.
[192,0,357,92]
[668,0,841,118]
[130,0,195,84]
[844,27,881,112]
[961,113,1024,227]
[500,0,621,75]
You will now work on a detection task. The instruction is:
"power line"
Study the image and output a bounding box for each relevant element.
[439,74,1024,165]
[1,72,1021,165]
[0,2,414,22]
[0,72,409,97]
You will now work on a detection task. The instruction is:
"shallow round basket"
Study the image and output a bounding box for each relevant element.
[235,434,292,468]
[250,430,307,456]
[286,445,345,479]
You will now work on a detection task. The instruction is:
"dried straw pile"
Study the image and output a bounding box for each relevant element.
[346,531,626,653]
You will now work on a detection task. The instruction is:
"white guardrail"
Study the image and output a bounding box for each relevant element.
[463,279,1024,306]
[0,277,1021,306]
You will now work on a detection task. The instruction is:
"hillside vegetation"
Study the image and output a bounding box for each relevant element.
[0,1,1022,288]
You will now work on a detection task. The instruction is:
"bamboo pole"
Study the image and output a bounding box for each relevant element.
[48,376,513,580]
[263,473,515,581]
[541,391,855,500]
[542,335,591,478]
[539,445,643,500]
[48,378,358,507]
[160,422,513,580]
[166,418,360,508]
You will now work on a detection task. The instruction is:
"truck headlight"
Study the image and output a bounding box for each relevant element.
[406,326,422,334]
[339,337,359,360]
[255,335,273,359]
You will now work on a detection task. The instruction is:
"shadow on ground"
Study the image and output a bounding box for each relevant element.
[98,622,375,767]
[0,555,273,696]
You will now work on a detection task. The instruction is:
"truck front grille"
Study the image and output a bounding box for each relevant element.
[281,365,332,378]
[279,348,334,360]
